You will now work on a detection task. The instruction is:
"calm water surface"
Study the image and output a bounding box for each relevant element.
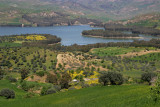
[0,25,156,46]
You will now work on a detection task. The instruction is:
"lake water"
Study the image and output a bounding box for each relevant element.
[0,25,157,46]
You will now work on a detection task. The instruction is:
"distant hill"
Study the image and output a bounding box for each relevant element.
[111,13,160,29]
[126,13,160,29]
[0,0,160,26]
[39,0,160,20]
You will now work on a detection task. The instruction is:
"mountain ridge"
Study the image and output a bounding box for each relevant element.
[0,0,160,26]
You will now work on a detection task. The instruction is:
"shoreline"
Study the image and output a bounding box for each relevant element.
[0,24,93,28]
[82,34,144,39]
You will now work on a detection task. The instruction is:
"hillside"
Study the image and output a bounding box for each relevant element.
[1,34,160,106]
[0,0,101,26]
[42,0,160,20]
[0,0,160,26]
[0,83,158,107]
[106,13,160,30]
[127,13,160,29]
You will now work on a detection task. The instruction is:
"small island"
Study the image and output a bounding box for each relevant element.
[0,34,61,48]
[82,29,141,39]
[0,34,61,46]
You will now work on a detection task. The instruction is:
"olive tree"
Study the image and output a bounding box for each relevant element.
[99,72,123,86]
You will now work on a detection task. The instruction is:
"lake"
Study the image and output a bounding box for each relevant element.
[0,25,156,46]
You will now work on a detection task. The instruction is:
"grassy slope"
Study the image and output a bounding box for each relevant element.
[0,0,62,26]
[131,52,160,61]
[0,42,22,47]
[131,52,160,70]
[90,47,158,78]
[0,47,57,70]
[126,13,160,29]
[128,20,160,29]
[0,0,160,24]
[0,84,159,107]
[0,80,26,99]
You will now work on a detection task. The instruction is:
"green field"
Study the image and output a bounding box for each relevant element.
[0,84,159,107]
[1,37,160,107]
[91,47,156,57]
[88,47,159,78]
[0,80,27,99]
[0,42,22,47]
[131,52,160,61]
[128,20,160,29]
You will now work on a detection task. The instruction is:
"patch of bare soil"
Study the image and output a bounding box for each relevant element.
[56,53,108,71]
[56,53,85,69]
[27,75,47,83]
[90,48,96,53]
[119,50,160,58]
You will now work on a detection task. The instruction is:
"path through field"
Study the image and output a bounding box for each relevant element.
[119,50,160,58]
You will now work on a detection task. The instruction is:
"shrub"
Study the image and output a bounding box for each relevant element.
[60,73,72,89]
[141,72,156,85]
[8,76,17,82]
[20,68,29,80]
[36,71,45,77]
[21,81,36,91]
[81,83,90,88]
[99,72,123,86]
[24,92,35,98]
[41,86,49,96]
[68,87,76,90]
[41,86,57,96]
[0,88,15,99]
[0,68,4,80]
[31,75,34,79]
[150,74,160,103]
[46,88,56,95]
[0,75,3,80]
[46,74,58,84]
[53,85,61,91]
[21,81,28,91]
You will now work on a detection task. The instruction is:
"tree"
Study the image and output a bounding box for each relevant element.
[36,71,45,77]
[41,86,57,96]
[22,56,27,62]
[8,76,17,82]
[0,68,4,80]
[46,74,58,84]
[58,63,62,69]
[99,72,123,86]
[150,74,160,103]
[141,72,156,85]
[41,86,48,96]
[0,88,15,99]
[20,68,29,80]
[46,88,56,95]
[60,73,72,89]
[43,65,47,71]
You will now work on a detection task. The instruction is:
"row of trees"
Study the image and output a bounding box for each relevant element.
[104,24,160,37]
[82,29,139,38]
[99,72,123,86]
[99,71,157,86]
[44,39,160,53]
